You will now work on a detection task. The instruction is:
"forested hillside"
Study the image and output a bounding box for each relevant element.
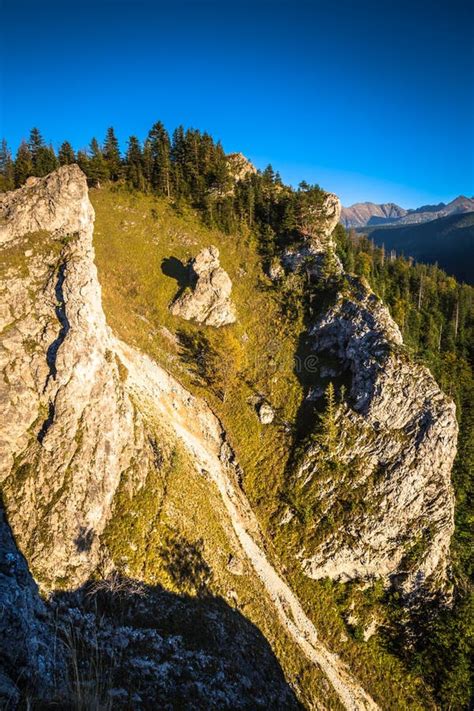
[360,212,474,284]
[1,123,472,708]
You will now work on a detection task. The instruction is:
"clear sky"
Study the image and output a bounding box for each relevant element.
[1,0,473,206]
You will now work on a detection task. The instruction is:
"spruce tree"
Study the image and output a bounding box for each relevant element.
[171,126,187,197]
[87,138,108,185]
[103,127,122,180]
[14,140,33,186]
[314,382,339,462]
[148,121,171,197]
[76,149,90,177]
[0,139,15,191]
[34,144,58,176]
[28,127,44,167]
[58,141,76,165]
[125,136,145,191]
[141,138,153,187]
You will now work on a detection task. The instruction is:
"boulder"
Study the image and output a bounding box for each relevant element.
[169,246,237,327]
[258,402,275,424]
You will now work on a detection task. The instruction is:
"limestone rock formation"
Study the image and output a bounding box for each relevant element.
[169,246,236,327]
[298,192,342,252]
[281,192,343,279]
[0,166,155,588]
[0,167,93,244]
[288,275,457,593]
[226,152,257,183]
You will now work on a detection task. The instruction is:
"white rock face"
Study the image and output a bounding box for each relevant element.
[282,193,344,278]
[297,275,457,593]
[0,167,93,245]
[169,246,237,327]
[0,167,154,587]
[258,402,275,424]
[226,152,257,182]
[299,192,342,252]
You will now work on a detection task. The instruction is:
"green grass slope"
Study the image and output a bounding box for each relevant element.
[91,185,439,710]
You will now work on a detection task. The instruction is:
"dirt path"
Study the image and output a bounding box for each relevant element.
[116,339,379,711]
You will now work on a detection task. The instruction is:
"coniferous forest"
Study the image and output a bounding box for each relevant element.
[1,124,473,708]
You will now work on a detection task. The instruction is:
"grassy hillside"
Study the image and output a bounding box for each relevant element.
[361,211,474,284]
[92,185,442,709]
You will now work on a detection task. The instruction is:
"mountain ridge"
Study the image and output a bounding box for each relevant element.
[341,195,474,228]
[1,155,471,709]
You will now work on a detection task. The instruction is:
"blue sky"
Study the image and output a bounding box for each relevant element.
[1,0,473,206]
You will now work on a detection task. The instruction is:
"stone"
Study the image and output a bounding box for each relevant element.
[0,166,156,588]
[226,554,245,575]
[169,246,236,327]
[297,274,457,594]
[226,152,257,182]
[257,402,275,424]
[0,504,66,703]
[298,192,342,252]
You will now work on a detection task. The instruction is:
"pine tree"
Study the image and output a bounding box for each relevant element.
[76,149,90,176]
[314,382,339,460]
[103,127,122,181]
[34,144,58,176]
[148,121,171,197]
[125,136,145,191]
[28,127,44,167]
[14,140,33,186]
[87,138,108,185]
[0,139,15,191]
[58,141,76,165]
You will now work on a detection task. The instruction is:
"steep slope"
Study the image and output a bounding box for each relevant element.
[0,167,154,586]
[1,167,379,709]
[1,167,459,709]
[362,211,474,284]
[295,278,456,591]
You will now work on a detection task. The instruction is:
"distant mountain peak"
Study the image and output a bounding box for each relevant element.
[341,195,474,228]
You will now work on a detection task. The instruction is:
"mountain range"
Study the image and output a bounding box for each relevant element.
[340,195,474,228]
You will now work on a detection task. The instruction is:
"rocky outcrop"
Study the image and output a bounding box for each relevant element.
[0,504,65,706]
[281,193,343,279]
[299,192,341,253]
[0,168,93,244]
[226,152,257,183]
[289,275,457,593]
[0,166,155,588]
[257,402,275,424]
[169,246,236,327]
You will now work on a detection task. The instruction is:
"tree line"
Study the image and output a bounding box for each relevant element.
[0,124,325,241]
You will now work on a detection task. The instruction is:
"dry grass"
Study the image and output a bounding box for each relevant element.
[91,186,435,710]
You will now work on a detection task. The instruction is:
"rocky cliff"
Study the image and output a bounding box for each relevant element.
[297,277,456,593]
[0,166,458,709]
[0,166,154,587]
[275,193,457,593]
